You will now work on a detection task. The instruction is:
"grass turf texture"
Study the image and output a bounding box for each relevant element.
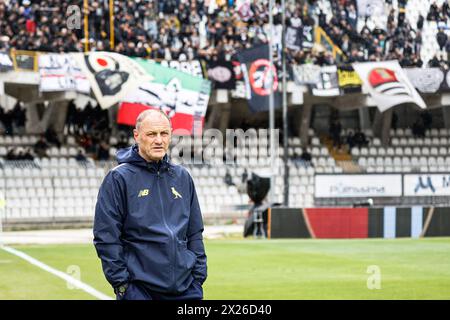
[0,237,449,299]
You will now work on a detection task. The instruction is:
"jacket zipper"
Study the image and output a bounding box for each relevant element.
[156,169,177,293]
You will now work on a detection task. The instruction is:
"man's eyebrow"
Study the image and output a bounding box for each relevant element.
[145,129,170,133]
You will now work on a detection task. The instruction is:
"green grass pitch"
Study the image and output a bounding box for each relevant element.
[1,237,450,299]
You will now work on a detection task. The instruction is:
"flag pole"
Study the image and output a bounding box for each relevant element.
[281,0,289,206]
[268,0,275,206]
[84,0,89,52]
[109,0,114,50]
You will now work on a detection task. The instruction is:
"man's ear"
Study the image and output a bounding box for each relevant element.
[133,129,138,141]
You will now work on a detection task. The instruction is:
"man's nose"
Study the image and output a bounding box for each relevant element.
[154,134,163,144]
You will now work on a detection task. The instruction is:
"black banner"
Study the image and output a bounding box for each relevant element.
[236,44,281,113]
[439,69,450,92]
[301,25,314,49]
[285,26,302,51]
[207,59,236,90]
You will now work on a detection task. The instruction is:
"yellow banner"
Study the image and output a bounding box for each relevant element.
[338,69,362,87]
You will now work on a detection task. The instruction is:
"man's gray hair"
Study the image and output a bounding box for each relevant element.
[135,109,172,131]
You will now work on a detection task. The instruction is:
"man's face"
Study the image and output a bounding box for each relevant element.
[133,113,171,162]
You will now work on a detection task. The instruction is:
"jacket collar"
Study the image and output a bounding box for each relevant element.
[117,144,173,175]
[146,153,171,173]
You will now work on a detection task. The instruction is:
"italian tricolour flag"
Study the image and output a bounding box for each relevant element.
[118,58,211,135]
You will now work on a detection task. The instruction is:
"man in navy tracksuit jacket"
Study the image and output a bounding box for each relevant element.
[93,109,207,300]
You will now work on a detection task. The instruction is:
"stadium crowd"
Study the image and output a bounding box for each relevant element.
[0,0,447,161]
[0,0,449,68]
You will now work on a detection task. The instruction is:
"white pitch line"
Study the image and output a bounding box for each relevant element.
[1,246,113,300]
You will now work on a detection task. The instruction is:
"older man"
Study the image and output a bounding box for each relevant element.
[94,109,207,300]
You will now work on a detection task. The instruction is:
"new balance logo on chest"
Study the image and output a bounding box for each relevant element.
[138,189,150,197]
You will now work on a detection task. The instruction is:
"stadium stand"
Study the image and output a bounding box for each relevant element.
[352,127,450,173]
[0,0,448,66]
[0,129,334,222]
[1,0,450,227]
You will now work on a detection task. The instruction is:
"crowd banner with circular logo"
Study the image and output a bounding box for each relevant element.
[404,68,444,94]
[236,44,281,113]
[352,60,427,112]
[73,51,153,109]
[207,59,236,90]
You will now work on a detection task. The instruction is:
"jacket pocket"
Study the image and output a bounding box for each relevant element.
[177,239,197,270]
[125,242,171,290]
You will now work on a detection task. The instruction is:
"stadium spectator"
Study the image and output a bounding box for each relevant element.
[329,118,342,149]
[115,134,129,149]
[427,2,440,21]
[428,54,440,67]
[65,100,78,135]
[241,168,248,184]
[77,133,95,154]
[417,14,424,30]
[81,102,95,134]
[446,40,450,61]
[22,147,34,161]
[444,1,450,19]
[300,148,312,163]
[412,119,426,138]
[353,129,368,149]
[33,135,49,158]
[0,107,14,135]
[96,141,110,161]
[45,127,61,148]
[6,147,17,160]
[420,111,433,131]
[224,169,235,186]
[6,101,27,134]
[436,28,448,51]
[346,130,356,151]
[75,148,88,162]
[0,105,5,133]
[392,112,399,131]
[16,148,25,161]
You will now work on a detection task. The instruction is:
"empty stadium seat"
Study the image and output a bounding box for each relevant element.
[386,148,395,156]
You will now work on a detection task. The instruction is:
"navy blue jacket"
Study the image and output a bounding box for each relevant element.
[93,145,207,294]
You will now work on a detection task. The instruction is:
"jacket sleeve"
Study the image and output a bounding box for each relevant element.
[186,174,207,285]
[93,170,129,288]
